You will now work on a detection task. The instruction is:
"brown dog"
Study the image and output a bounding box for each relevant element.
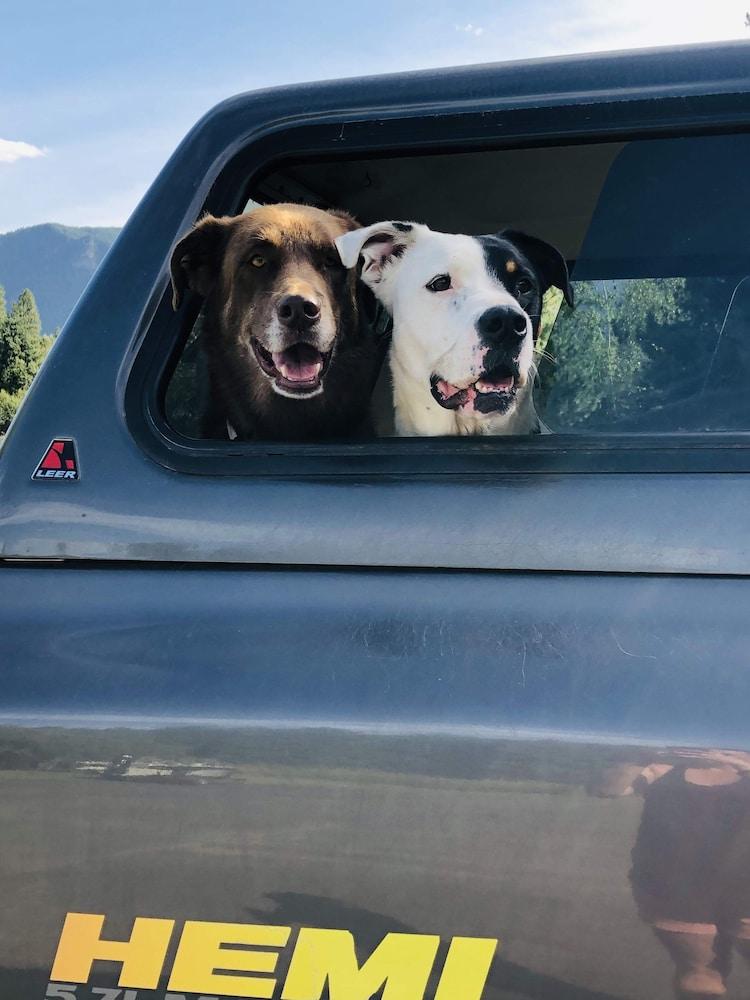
[170,203,386,440]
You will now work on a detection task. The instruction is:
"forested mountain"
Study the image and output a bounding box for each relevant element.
[0,224,121,333]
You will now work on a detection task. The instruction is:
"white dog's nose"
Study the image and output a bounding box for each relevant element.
[476,305,527,343]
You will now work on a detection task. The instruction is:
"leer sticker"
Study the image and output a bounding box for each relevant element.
[33,439,79,481]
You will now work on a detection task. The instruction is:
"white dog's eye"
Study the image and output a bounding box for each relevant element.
[426,274,451,292]
[516,278,533,297]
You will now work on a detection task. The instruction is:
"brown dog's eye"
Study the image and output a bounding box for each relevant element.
[324,252,344,269]
[249,254,266,269]
[426,274,451,292]
[516,278,533,297]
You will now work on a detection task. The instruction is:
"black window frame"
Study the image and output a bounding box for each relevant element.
[125,89,750,477]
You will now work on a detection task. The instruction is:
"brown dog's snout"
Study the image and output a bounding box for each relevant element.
[277,294,320,329]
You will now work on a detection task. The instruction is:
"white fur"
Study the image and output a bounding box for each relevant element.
[337,222,539,436]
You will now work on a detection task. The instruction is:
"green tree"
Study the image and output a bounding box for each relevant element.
[0,288,44,394]
[0,288,54,433]
[538,278,687,429]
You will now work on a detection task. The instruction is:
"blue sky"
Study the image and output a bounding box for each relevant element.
[1,0,748,233]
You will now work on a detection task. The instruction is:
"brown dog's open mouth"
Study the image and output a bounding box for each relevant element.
[430,364,523,414]
[252,340,332,397]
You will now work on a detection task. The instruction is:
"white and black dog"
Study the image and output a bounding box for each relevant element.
[336,222,573,436]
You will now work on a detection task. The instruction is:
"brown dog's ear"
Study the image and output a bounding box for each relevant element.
[500,230,574,308]
[326,208,361,233]
[170,215,231,310]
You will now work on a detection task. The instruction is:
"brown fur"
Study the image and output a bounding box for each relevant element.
[170,204,385,440]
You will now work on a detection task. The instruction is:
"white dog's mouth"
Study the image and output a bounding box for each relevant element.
[252,339,332,398]
[430,364,524,415]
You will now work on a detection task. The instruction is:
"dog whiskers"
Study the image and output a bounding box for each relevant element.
[534,348,556,365]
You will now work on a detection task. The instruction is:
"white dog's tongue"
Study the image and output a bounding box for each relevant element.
[437,379,477,406]
[437,378,461,399]
[437,372,514,408]
[273,344,323,383]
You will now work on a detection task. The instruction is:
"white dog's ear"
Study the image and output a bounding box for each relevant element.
[335,221,420,292]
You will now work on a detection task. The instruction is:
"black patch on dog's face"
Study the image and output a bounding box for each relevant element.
[479,230,573,338]
[478,235,545,338]
[392,222,413,233]
[480,230,574,331]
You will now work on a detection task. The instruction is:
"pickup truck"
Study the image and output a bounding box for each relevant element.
[2,39,750,1000]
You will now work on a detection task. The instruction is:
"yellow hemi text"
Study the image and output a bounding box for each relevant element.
[50,912,498,999]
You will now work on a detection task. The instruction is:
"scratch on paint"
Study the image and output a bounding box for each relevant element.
[611,628,658,660]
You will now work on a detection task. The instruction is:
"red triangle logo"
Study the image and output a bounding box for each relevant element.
[33,439,79,481]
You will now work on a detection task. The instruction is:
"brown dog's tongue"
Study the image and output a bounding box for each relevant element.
[273,344,323,383]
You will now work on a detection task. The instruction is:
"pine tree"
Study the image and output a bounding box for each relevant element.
[0,288,53,433]
[0,289,45,396]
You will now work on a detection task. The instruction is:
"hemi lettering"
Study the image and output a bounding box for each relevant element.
[49,912,175,989]
[433,936,498,999]
[167,921,291,998]
[282,928,440,1000]
[49,913,499,999]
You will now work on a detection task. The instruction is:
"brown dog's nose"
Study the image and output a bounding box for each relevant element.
[277,294,320,328]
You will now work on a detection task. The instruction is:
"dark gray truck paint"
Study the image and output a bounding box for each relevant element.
[1,40,750,1000]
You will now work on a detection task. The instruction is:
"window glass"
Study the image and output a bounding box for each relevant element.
[165,317,207,440]
[165,132,750,440]
[539,134,750,433]
[539,277,750,432]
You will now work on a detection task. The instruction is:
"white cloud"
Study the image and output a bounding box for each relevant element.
[456,22,484,37]
[0,138,47,165]
[542,0,749,55]
[450,0,748,65]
